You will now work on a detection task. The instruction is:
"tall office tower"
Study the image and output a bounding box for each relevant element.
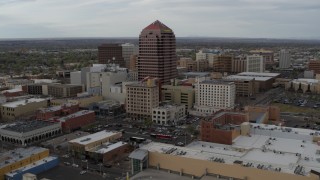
[138,20,177,84]
[122,43,137,69]
[279,49,291,69]
[231,56,247,73]
[246,55,264,73]
[98,44,125,67]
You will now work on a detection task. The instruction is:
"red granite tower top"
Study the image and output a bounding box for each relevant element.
[143,20,172,31]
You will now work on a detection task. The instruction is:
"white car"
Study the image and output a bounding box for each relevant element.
[80,170,87,175]
[72,164,79,168]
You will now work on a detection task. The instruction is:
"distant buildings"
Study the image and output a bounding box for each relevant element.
[138,20,177,84]
[36,103,79,120]
[126,78,160,120]
[285,78,320,94]
[0,98,48,121]
[250,49,274,66]
[213,55,233,73]
[279,49,291,69]
[152,104,185,125]
[98,44,125,67]
[122,43,137,69]
[246,55,264,73]
[194,80,236,115]
[223,76,256,97]
[231,56,247,73]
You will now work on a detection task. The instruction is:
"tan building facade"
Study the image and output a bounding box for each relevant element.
[126,79,160,120]
[47,84,83,98]
[231,56,247,73]
[1,98,48,121]
[213,55,233,73]
[161,83,195,112]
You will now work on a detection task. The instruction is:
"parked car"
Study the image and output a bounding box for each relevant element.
[80,170,87,175]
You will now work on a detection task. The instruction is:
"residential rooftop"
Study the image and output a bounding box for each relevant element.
[1,98,47,108]
[57,110,94,122]
[0,147,48,169]
[139,123,320,176]
[1,120,60,133]
[69,130,120,145]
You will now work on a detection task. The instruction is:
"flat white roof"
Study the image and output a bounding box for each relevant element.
[69,130,120,145]
[237,72,280,77]
[292,78,320,84]
[93,141,127,154]
[140,123,320,176]
[224,75,272,81]
[1,98,46,108]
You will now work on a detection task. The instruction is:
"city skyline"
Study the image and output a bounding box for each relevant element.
[0,0,319,39]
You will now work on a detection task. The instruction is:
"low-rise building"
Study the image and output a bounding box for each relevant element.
[87,100,124,117]
[152,104,186,125]
[25,83,48,95]
[69,130,122,155]
[130,123,320,180]
[88,141,130,165]
[0,120,61,146]
[36,103,79,120]
[200,111,248,144]
[1,89,24,97]
[285,79,320,94]
[223,76,256,97]
[47,84,83,98]
[50,95,103,108]
[5,79,34,89]
[0,147,50,180]
[0,98,48,121]
[57,110,95,133]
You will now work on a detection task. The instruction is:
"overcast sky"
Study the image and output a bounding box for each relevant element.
[0,0,319,39]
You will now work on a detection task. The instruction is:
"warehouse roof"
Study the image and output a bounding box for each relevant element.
[57,110,94,122]
[1,120,60,133]
[69,130,120,145]
[1,98,46,108]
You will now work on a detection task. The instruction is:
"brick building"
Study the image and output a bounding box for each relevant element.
[57,110,95,132]
[47,84,83,98]
[200,111,248,145]
[98,44,125,67]
[309,60,320,74]
[36,103,79,120]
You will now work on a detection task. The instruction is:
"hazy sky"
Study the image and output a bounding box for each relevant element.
[0,0,319,39]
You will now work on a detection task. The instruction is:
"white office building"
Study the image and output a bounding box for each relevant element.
[152,104,186,125]
[194,80,236,116]
[246,55,264,73]
[279,49,291,69]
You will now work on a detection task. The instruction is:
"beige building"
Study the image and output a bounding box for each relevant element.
[126,78,160,120]
[223,77,256,97]
[69,130,122,154]
[247,55,265,73]
[196,59,209,72]
[178,58,196,72]
[152,104,186,125]
[130,123,320,180]
[285,79,320,94]
[1,98,48,121]
[161,81,195,112]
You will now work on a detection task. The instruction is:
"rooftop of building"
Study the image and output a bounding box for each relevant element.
[237,72,280,77]
[199,80,234,85]
[5,156,57,177]
[139,123,320,176]
[126,82,157,88]
[143,20,172,31]
[1,120,60,133]
[38,103,77,113]
[69,130,120,145]
[47,83,82,88]
[1,98,47,108]
[90,141,127,154]
[57,110,94,122]
[90,100,121,108]
[0,147,48,169]
[183,72,210,78]
[292,78,320,84]
[152,104,184,111]
[224,75,272,81]
[1,88,23,93]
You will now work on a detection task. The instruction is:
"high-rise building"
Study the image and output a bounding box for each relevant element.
[137,20,177,84]
[122,43,137,69]
[246,55,264,73]
[194,80,236,115]
[98,44,125,67]
[279,49,291,69]
[213,55,233,73]
[126,78,160,120]
[231,56,247,73]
